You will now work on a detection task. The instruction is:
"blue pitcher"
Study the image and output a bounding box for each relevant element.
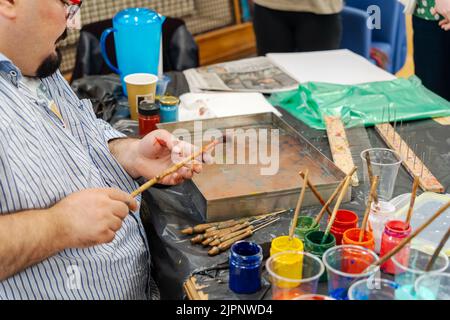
[100,8,165,96]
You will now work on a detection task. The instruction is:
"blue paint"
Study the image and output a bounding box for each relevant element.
[330,288,349,300]
[159,97,179,123]
[229,241,263,295]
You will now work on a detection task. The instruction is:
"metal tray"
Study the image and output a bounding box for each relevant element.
[158,113,349,222]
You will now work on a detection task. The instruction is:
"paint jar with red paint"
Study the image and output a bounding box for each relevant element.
[328,210,359,245]
[342,228,375,251]
[368,200,396,253]
[379,220,411,274]
[138,101,160,136]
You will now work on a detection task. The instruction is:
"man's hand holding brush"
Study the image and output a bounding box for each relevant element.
[109,129,216,186]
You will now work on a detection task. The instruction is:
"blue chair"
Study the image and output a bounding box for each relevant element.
[340,6,372,59]
[344,0,407,73]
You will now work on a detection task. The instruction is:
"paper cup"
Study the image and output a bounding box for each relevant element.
[124,73,158,120]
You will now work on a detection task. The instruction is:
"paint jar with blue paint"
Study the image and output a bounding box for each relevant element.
[229,241,263,295]
[159,95,179,123]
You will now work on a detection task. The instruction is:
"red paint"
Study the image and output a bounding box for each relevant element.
[272,289,306,300]
[154,137,167,148]
[380,220,411,274]
[342,247,375,274]
[139,114,160,137]
[328,210,359,245]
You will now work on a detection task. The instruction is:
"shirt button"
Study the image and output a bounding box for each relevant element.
[9,70,18,85]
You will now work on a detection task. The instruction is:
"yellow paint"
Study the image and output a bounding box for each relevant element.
[270,236,304,289]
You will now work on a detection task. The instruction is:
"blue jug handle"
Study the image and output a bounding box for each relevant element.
[100,28,121,75]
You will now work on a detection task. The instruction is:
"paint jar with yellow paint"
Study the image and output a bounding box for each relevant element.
[266,251,324,300]
[270,235,304,256]
[269,236,305,292]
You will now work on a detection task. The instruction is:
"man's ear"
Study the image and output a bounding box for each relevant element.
[0,0,16,19]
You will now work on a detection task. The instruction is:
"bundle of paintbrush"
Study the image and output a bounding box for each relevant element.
[182,209,290,256]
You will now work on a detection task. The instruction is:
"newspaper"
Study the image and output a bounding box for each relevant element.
[183,57,299,93]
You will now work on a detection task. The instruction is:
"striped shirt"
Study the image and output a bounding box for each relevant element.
[0,52,151,300]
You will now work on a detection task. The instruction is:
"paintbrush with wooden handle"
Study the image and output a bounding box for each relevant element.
[364,152,379,204]
[405,175,420,226]
[199,210,290,245]
[289,169,309,240]
[131,137,225,198]
[183,218,241,236]
[208,216,279,247]
[313,167,357,227]
[321,175,352,244]
[208,217,280,256]
[425,226,450,272]
[299,171,332,216]
[358,176,379,242]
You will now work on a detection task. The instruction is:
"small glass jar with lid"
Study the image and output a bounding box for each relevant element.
[159,95,179,123]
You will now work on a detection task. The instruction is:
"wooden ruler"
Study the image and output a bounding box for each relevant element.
[434,116,450,126]
[375,123,444,193]
[184,276,209,300]
[324,116,359,186]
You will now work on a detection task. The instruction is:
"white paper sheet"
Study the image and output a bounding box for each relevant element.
[267,49,397,85]
[178,92,282,121]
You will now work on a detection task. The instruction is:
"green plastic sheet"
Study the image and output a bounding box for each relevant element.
[269,76,450,130]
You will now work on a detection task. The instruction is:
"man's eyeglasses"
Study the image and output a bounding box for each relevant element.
[62,0,83,20]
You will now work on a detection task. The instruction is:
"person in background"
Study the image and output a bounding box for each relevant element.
[412,0,450,100]
[252,0,343,55]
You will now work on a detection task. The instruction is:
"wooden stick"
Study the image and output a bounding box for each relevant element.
[405,175,420,225]
[359,176,379,242]
[321,175,352,244]
[425,227,450,272]
[364,152,379,204]
[299,171,332,216]
[131,139,221,197]
[313,167,357,226]
[289,170,309,240]
[373,201,450,267]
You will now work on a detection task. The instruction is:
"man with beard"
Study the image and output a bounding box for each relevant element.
[0,0,210,299]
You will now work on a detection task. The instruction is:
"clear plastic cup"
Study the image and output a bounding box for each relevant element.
[322,245,380,300]
[392,246,449,300]
[266,251,324,300]
[349,278,399,300]
[361,148,402,202]
[415,273,450,300]
[156,74,171,97]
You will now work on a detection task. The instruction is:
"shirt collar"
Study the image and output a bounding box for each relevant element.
[0,52,24,85]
